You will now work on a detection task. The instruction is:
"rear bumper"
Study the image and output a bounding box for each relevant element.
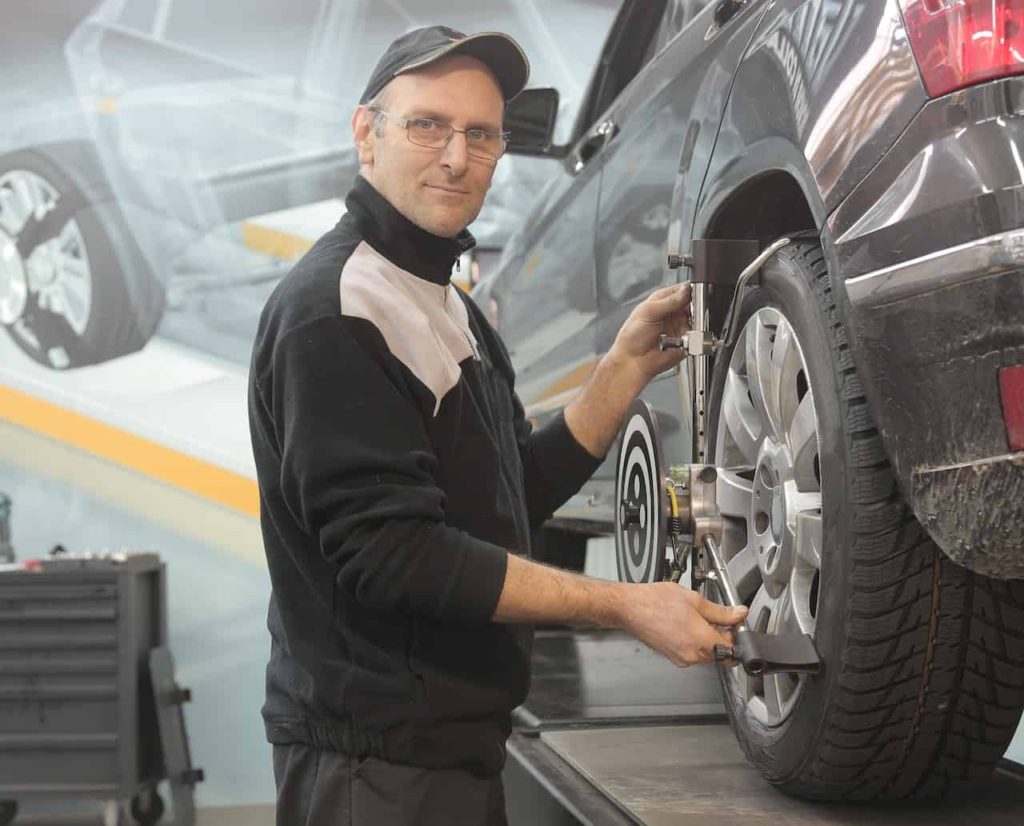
[912,451,1024,579]
[842,241,1023,578]
[830,78,1024,577]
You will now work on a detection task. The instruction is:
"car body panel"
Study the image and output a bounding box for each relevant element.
[487,0,772,524]
[593,0,770,492]
[696,0,926,235]
[481,0,1024,575]
[830,78,1024,577]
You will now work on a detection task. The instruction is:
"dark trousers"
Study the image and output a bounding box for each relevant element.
[273,743,508,826]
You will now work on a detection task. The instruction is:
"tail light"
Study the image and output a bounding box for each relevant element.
[1000,365,1024,451]
[898,0,1024,97]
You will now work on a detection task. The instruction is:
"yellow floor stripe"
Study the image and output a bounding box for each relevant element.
[0,385,259,517]
[242,222,314,261]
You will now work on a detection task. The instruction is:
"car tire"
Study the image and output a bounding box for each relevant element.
[0,146,165,369]
[706,240,1024,800]
[130,788,165,826]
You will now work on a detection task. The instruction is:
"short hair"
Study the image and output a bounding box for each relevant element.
[366,88,390,137]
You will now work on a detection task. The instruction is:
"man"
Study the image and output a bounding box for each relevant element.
[248,26,747,825]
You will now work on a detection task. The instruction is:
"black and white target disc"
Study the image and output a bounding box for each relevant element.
[614,399,668,583]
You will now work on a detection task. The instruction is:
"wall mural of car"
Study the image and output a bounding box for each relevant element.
[0,0,619,370]
[476,0,1024,802]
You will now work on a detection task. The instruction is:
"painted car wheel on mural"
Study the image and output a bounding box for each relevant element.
[0,147,165,369]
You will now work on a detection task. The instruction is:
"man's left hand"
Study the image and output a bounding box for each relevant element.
[564,282,693,458]
[608,282,693,389]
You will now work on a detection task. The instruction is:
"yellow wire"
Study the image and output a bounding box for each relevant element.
[664,478,679,518]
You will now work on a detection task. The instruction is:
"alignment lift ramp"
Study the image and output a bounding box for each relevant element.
[503,239,1024,826]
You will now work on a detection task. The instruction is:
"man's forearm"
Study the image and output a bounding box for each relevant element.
[563,350,647,459]
[491,552,625,627]
[491,552,748,668]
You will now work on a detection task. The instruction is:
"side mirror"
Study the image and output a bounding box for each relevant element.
[504,88,567,158]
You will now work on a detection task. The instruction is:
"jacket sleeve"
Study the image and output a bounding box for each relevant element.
[499,360,602,528]
[513,393,605,535]
[461,292,604,534]
[258,314,508,622]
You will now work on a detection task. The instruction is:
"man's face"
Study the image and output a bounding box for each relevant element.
[353,55,505,238]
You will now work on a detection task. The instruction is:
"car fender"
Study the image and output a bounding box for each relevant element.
[693,0,926,242]
[0,138,113,203]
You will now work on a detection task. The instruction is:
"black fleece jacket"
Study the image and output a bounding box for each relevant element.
[247,176,601,777]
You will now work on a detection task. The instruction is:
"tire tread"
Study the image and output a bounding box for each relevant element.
[748,243,1024,801]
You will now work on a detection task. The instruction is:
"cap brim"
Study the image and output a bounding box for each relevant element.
[397,32,530,102]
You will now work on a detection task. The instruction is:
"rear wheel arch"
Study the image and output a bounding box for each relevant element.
[9,139,113,200]
[692,167,819,336]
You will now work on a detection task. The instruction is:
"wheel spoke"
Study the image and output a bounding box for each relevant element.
[769,320,801,443]
[793,509,823,570]
[747,582,778,632]
[59,252,89,284]
[745,313,775,435]
[787,391,818,490]
[726,545,761,602]
[763,673,784,720]
[717,468,753,519]
[16,201,73,260]
[774,584,807,637]
[0,180,30,235]
[723,370,763,464]
[57,267,91,333]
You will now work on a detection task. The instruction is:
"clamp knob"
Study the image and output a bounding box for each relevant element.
[713,644,735,663]
[619,500,642,527]
[659,334,687,352]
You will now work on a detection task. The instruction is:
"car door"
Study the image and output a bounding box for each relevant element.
[582,0,770,524]
[487,10,628,465]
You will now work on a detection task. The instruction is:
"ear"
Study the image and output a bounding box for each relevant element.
[351,106,375,166]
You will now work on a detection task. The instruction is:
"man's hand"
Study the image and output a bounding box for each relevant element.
[563,282,693,458]
[607,282,693,389]
[618,582,746,667]
[493,554,748,668]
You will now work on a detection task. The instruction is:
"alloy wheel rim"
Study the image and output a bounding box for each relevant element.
[0,224,27,325]
[0,169,92,335]
[714,307,823,727]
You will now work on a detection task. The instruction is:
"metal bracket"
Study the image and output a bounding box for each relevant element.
[704,535,821,676]
[149,647,201,826]
[713,630,821,676]
[658,234,822,677]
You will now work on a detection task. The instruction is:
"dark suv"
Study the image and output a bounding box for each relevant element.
[476,0,1024,802]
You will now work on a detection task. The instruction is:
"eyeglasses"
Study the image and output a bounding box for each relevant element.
[368,107,510,162]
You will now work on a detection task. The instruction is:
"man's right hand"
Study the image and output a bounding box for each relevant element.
[617,582,747,667]
[493,554,748,667]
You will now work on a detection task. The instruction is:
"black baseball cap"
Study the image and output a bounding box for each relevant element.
[359,26,530,105]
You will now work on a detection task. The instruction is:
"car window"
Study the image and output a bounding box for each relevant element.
[641,1,677,66]
[673,0,716,35]
[160,0,324,77]
[577,0,670,139]
[641,0,716,76]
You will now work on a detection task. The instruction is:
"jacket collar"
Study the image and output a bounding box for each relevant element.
[344,175,476,286]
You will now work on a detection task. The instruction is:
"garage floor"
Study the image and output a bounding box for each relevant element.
[0,421,275,813]
[12,805,273,825]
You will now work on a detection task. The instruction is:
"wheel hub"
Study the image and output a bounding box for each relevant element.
[0,169,93,337]
[752,440,796,596]
[0,225,27,325]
